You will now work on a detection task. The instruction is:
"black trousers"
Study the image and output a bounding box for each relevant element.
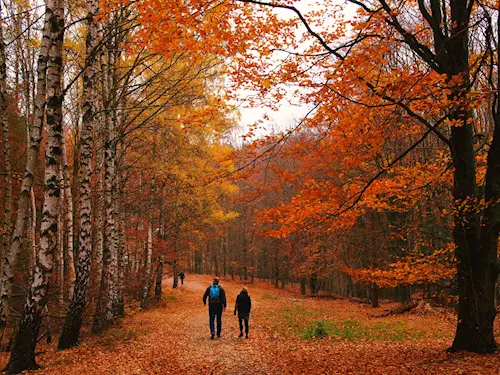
[238,313,249,333]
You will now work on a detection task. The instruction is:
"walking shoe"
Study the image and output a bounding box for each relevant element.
[217,334,221,338]
[239,332,243,338]
[211,333,214,340]
[245,333,248,339]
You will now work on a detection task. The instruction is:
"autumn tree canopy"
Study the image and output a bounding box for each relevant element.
[0,0,499,372]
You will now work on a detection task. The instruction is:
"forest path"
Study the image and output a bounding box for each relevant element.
[0,275,282,375]
[174,276,275,375]
[1,274,499,374]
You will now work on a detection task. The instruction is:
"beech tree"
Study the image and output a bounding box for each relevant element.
[232,0,500,352]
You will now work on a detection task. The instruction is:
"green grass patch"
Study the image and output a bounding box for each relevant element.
[300,319,420,341]
[301,320,332,339]
[165,293,177,302]
[269,305,423,341]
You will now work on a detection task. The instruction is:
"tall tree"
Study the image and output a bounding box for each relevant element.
[236,0,500,352]
[5,0,65,370]
[0,0,52,341]
[0,1,12,267]
[58,0,99,349]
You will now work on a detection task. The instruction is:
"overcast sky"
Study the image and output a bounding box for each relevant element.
[233,0,357,141]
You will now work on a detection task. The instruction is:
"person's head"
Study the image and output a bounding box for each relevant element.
[213,276,220,285]
[241,287,248,295]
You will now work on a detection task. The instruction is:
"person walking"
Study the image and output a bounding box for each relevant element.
[234,287,252,338]
[203,277,226,339]
[178,271,185,285]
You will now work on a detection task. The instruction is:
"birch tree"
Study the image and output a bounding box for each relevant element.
[140,211,153,308]
[0,1,12,266]
[58,0,99,349]
[0,0,51,341]
[5,0,65,370]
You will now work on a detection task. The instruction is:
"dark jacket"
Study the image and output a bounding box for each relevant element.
[203,284,227,308]
[234,291,251,315]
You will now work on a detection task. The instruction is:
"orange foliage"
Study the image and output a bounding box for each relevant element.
[344,244,457,288]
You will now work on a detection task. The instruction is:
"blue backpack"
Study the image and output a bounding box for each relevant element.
[209,284,220,302]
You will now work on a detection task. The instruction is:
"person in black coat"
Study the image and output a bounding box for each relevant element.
[234,287,252,338]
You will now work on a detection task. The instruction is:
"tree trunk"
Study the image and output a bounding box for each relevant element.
[140,214,153,309]
[58,0,98,348]
[29,187,37,274]
[93,29,106,295]
[300,277,306,295]
[116,183,125,317]
[106,43,121,319]
[91,149,107,333]
[0,6,12,268]
[155,258,163,300]
[370,285,379,308]
[61,127,75,298]
[243,233,248,280]
[445,1,499,352]
[92,39,115,333]
[173,262,178,289]
[58,166,65,305]
[223,231,227,277]
[310,274,318,296]
[94,143,104,288]
[0,0,51,342]
[5,0,64,370]
[213,243,219,277]
[172,221,179,289]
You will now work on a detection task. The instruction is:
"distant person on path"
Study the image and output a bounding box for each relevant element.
[234,287,252,338]
[203,276,227,339]
[178,271,185,285]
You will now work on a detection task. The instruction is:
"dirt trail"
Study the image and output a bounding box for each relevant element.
[0,274,499,375]
[0,275,279,375]
[176,277,274,375]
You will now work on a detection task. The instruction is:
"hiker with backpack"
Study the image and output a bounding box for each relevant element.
[178,271,185,285]
[203,277,227,339]
[234,287,251,338]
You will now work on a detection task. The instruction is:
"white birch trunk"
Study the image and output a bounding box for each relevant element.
[0,3,12,266]
[93,27,106,287]
[58,0,99,348]
[104,47,118,322]
[104,138,118,321]
[5,0,65,370]
[141,214,153,309]
[58,166,65,305]
[0,0,52,338]
[30,187,37,273]
[115,171,125,317]
[61,129,75,298]
[95,139,104,285]
[93,38,115,332]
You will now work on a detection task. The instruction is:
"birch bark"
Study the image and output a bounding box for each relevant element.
[0,0,52,340]
[5,0,65,370]
[58,0,99,349]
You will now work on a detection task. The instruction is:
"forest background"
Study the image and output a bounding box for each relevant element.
[0,0,500,373]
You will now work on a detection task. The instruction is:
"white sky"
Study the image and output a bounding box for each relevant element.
[234,0,358,140]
